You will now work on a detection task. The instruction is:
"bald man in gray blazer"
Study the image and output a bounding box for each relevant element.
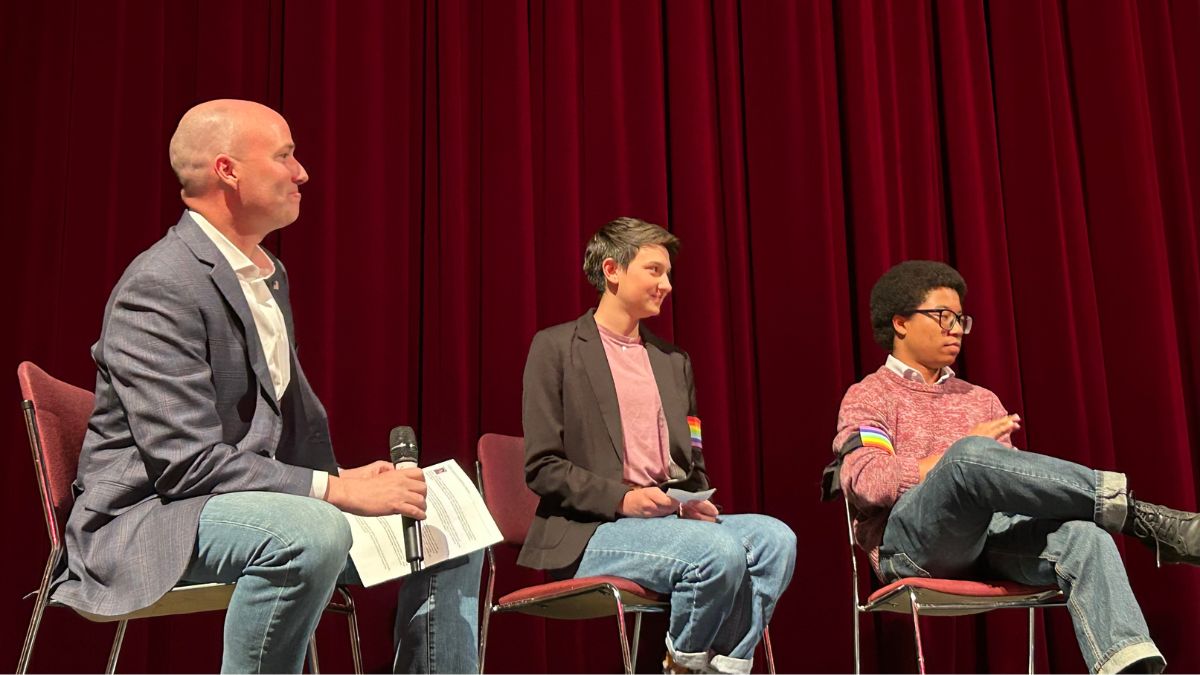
[53,100,480,674]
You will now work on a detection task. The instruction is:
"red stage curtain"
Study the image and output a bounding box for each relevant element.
[3,1,1200,672]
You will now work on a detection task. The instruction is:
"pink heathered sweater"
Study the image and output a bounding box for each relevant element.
[834,366,1011,574]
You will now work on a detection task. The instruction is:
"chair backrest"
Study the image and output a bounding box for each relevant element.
[17,361,95,549]
[476,433,540,547]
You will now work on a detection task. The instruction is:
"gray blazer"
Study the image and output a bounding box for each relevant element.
[52,212,338,616]
[518,309,710,571]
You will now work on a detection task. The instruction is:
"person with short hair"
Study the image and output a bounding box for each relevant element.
[830,259,1200,674]
[521,217,796,674]
[54,99,480,673]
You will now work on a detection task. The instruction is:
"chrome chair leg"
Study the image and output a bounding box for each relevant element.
[846,500,863,675]
[1028,608,1036,674]
[909,588,925,675]
[333,587,363,674]
[106,620,128,674]
[609,586,633,675]
[18,550,62,674]
[477,606,493,675]
[307,636,320,674]
[631,612,644,666]
[852,604,861,675]
[17,590,49,674]
[478,548,496,674]
[763,626,776,674]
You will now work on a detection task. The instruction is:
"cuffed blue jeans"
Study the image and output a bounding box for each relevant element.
[573,513,796,674]
[879,436,1165,674]
[181,492,482,674]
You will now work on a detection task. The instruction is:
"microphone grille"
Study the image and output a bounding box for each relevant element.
[389,425,419,463]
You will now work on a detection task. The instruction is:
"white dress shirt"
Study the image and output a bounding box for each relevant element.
[192,211,329,499]
[885,354,955,385]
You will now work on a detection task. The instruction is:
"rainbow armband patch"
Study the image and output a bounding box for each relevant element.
[858,425,895,455]
[687,416,703,448]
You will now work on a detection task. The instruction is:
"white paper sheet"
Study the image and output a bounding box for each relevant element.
[665,487,716,503]
[344,459,502,587]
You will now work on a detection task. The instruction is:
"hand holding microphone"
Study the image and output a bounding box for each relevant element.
[323,437,427,519]
[321,426,427,570]
[337,460,395,480]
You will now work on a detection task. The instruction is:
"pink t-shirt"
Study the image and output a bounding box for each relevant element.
[597,322,671,486]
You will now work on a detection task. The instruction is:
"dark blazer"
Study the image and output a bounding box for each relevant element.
[518,309,710,571]
[52,212,338,616]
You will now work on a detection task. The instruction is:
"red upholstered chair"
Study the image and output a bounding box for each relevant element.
[475,433,775,675]
[843,498,1066,674]
[16,361,363,674]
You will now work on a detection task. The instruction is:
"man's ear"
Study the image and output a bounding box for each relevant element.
[892,314,908,340]
[214,154,238,189]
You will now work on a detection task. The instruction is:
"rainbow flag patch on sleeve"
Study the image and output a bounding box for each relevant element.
[858,425,895,455]
[687,416,703,448]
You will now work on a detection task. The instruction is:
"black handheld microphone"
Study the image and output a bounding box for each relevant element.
[388,426,425,572]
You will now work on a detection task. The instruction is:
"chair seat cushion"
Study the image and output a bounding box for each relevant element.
[66,582,236,622]
[865,577,1063,616]
[495,575,668,620]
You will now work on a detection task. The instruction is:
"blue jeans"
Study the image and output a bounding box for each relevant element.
[879,436,1165,674]
[574,513,796,674]
[181,492,482,673]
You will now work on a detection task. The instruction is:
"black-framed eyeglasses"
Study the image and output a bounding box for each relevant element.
[909,308,973,334]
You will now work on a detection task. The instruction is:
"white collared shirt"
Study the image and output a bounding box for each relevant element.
[192,211,291,400]
[192,211,328,499]
[885,354,955,385]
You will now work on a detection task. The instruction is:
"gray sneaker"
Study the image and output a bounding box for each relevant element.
[1124,496,1200,567]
